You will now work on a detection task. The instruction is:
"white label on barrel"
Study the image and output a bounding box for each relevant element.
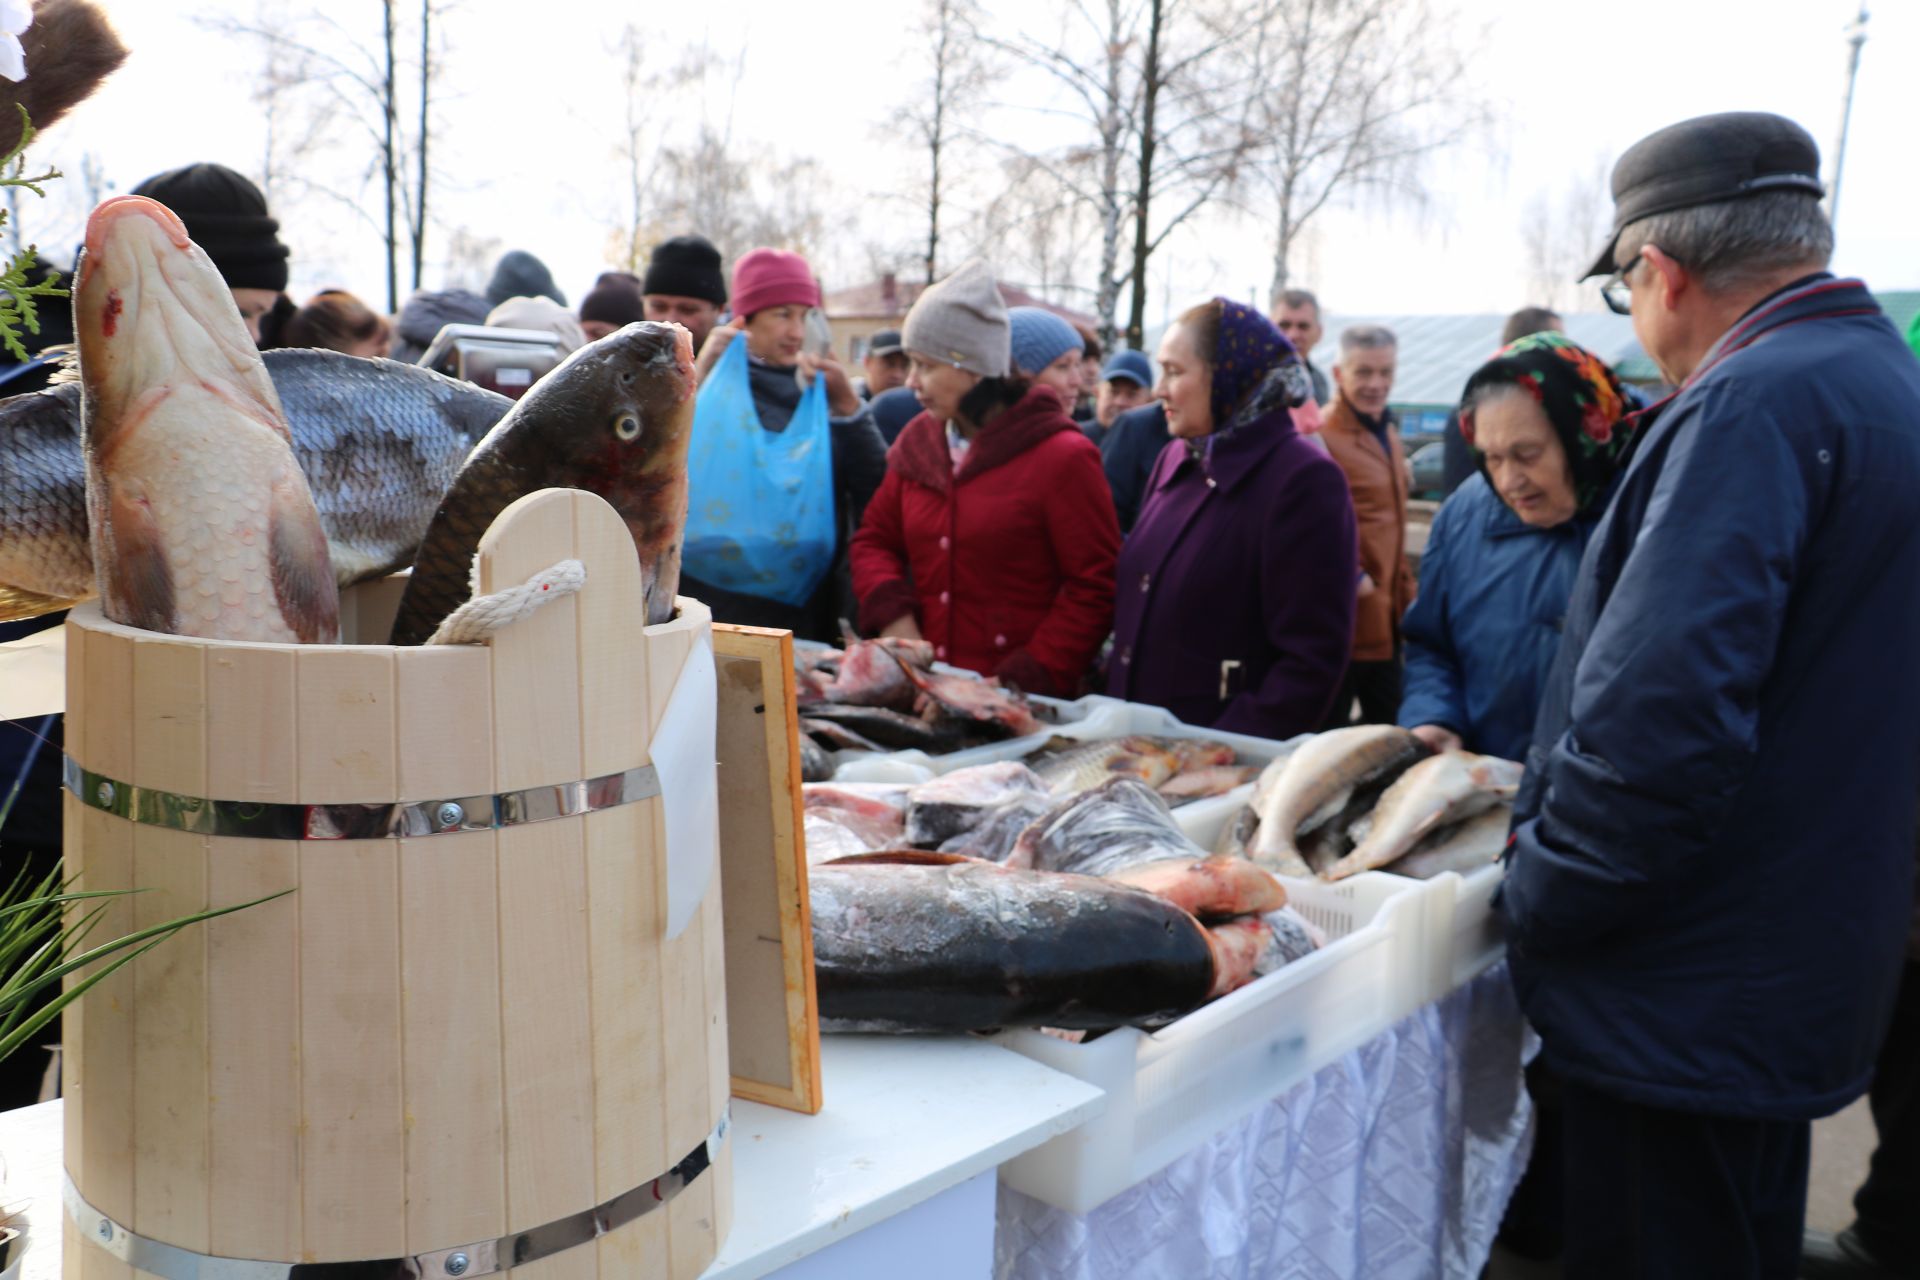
[654,633,719,939]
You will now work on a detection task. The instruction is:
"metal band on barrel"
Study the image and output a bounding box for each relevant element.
[62,757,662,841]
[66,1107,728,1278]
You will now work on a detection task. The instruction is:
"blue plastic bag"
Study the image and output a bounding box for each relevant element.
[681,337,837,608]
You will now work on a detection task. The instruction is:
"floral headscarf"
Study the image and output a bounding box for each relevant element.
[1207,298,1314,433]
[1459,332,1635,514]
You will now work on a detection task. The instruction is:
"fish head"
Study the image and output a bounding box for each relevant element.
[491,320,696,592]
[73,196,286,457]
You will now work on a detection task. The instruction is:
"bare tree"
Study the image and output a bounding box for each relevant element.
[905,0,996,285]
[1519,156,1610,312]
[1233,0,1489,299]
[987,0,1254,347]
[200,3,451,309]
[968,152,1100,308]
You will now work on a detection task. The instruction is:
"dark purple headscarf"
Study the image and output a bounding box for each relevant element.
[1205,298,1313,433]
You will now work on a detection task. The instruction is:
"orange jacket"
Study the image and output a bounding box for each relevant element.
[1320,396,1415,661]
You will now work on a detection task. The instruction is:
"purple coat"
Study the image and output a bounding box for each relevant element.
[1107,413,1357,738]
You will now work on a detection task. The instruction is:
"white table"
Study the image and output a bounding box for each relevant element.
[0,1035,1104,1280]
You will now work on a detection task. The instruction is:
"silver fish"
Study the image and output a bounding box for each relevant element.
[1248,726,1430,876]
[1322,752,1524,882]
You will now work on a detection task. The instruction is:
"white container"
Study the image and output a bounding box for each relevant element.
[994,872,1444,1213]
[1439,863,1506,991]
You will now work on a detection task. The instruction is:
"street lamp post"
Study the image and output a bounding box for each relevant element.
[1830,3,1870,230]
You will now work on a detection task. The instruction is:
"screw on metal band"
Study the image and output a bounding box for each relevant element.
[66,1107,729,1279]
[61,757,662,841]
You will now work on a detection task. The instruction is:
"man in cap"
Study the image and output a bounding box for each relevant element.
[1499,112,1920,1277]
[641,234,727,357]
[130,162,291,345]
[857,328,909,401]
[1092,349,1154,435]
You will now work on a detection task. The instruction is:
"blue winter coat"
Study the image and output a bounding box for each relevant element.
[1502,275,1920,1120]
[1397,474,1591,762]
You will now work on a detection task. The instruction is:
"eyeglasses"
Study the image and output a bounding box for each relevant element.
[1600,253,1642,315]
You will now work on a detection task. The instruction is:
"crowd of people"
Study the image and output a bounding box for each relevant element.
[3,109,1920,1280]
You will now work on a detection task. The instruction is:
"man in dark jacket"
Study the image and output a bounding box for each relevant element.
[1099,401,1171,533]
[1501,112,1920,1278]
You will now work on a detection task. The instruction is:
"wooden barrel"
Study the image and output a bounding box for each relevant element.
[59,489,732,1280]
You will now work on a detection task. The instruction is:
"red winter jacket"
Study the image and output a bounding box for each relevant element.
[850,387,1119,697]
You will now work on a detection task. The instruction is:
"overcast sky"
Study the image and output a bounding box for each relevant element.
[25,0,1918,331]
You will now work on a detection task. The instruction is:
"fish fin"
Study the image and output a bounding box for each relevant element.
[103,485,176,633]
[644,539,681,625]
[43,344,79,385]
[1255,843,1315,880]
[268,483,341,644]
[822,851,983,867]
[0,586,85,622]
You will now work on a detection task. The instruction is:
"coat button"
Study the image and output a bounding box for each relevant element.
[939,535,951,550]
[936,645,947,660]
[939,590,950,604]
[1120,647,1132,663]
[1139,574,1150,593]
[994,634,1006,648]
[1206,478,1217,489]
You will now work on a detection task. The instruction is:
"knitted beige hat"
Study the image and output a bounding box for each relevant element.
[902,259,1010,378]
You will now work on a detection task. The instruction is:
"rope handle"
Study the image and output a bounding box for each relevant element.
[426,559,587,646]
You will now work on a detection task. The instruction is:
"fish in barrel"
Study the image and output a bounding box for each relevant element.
[0,350,510,622]
[387,321,697,644]
[809,853,1232,1032]
[72,195,338,642]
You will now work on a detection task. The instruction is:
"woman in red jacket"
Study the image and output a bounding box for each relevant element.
[850,261,1119,697]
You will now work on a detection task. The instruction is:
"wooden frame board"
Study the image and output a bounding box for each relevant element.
[711,624,821,1115]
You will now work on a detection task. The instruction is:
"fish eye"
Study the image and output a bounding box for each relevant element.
[614,414,641,441]
[619,370,635,386]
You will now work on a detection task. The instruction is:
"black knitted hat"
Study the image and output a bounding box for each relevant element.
[642,235,727,306]
[130,163,290,293]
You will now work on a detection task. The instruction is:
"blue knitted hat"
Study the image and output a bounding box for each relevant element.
[1007,307,1085,377]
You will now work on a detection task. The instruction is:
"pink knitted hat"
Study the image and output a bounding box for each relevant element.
[730,248,820,319]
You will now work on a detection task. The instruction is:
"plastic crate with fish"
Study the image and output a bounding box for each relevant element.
[827,693,1130,784]
[1007,701,1306,841]
[792,638,1119,782]
[1180,738,1511,1004]
[994,871,1447,1213]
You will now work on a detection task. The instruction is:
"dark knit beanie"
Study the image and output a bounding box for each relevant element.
[578,278,647,328]
[486,250,565,308]
[129,162,290,293]
[642,235,727,306]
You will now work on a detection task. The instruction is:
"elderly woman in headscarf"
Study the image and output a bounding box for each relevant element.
[1399,333,1636,762]
[1107,298,1358,738]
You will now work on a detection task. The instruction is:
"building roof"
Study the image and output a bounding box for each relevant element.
[1312,289,1920,407]
[1308,312,1648,406]
[825,274,1097,330]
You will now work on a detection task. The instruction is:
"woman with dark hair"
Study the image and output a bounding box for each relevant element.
[1398,332,1636,762]
[850,260,1119,697]
[279,289,392,358]
[1107,298,1356,738]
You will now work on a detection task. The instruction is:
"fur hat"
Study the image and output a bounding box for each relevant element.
[902,259,1009,378]
[129,162,290,293]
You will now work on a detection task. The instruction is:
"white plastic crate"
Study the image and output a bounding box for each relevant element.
[1440,862,1505,990]
[995,871,1445,1213]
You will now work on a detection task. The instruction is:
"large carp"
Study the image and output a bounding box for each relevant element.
[387,321,696,644]
[73,195,337,642]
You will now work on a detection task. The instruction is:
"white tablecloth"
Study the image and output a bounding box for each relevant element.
[996,965,1535,1280]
